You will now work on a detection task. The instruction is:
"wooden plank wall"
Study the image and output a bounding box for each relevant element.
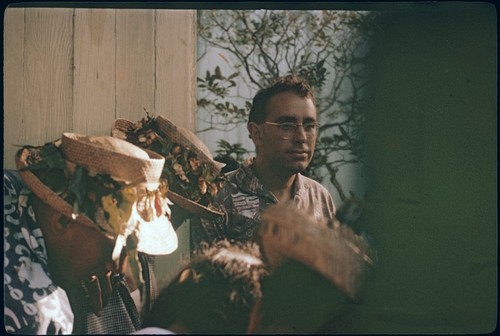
[3,7,197,289]
[4,7,196,167]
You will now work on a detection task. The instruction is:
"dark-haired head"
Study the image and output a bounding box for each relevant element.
[248,75,316,125]
[143,240,268,334]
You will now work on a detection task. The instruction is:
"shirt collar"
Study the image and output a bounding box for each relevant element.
[234,157,306,200]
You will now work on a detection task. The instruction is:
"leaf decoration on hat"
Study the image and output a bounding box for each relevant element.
[67,165,87,213]
[19,138,170,298]
[101,187,137,236]
[21,142,126,237]
[21,143,67,193]
[116,114,226,213]
[24,142,65,170]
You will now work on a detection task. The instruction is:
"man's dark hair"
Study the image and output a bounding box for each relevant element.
[143,240,268,334]
[248,75,316,125]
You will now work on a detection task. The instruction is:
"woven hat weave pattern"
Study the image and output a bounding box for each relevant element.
[258,203,376,300]
[155,116,225,176]
[61,133,165,188]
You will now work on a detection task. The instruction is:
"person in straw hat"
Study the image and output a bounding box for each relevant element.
[4,133,178,334]
[196,75,336,245]
[246,202,377,333]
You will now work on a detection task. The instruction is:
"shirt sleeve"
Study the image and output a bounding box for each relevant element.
[197,207,228,245]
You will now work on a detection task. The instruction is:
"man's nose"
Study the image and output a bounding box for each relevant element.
[293,125,307,142]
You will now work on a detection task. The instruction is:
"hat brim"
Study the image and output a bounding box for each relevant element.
[167,190,224,219]
[15,147,100,232]
[155,116,225,175]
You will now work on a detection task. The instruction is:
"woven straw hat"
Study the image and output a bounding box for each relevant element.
[112,116,224,218]
[258,203,377,300]
[15,133,178,258]
[61,133,165,188]
[155,116,225,176]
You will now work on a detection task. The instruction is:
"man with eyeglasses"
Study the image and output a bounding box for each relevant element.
[194,75,336,246]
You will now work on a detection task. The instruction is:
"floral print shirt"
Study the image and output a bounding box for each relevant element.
[4,170,74,334]
[194,158,336,246]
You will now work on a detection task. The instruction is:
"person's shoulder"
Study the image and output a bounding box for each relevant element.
[225,166,242,179]
[4,169,24,193]
[221,164,247,187]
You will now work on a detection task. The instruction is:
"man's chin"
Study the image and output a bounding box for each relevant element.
[285,161,309,175]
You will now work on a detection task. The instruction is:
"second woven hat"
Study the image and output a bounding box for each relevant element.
[112,115,225,219]
[258,202,377,300]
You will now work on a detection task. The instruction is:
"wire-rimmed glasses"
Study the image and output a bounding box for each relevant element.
[264,121,320,140]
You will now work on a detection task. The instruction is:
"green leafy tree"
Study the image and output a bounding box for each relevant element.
[197,10,378,201]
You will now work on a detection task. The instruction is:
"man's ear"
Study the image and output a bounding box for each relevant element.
[248,122,264,146]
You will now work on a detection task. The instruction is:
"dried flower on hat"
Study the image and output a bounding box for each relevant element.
[113,114,226,218]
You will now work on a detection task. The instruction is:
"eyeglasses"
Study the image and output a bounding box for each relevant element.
[264,121,320,140]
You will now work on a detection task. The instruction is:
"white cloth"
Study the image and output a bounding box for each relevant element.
[132,326,176,334]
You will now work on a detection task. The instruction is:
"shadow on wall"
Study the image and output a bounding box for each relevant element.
[328,3,497,334]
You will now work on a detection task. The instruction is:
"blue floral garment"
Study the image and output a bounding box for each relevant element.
[4,170,74,334]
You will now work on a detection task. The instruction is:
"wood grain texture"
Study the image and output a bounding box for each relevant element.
[73,8,116,136]
[3,8,25,168]
[3,8,197,169]
[23,8,73,144]
[155,10,197,130]
[115,9,156,122]
[153,10,197,286]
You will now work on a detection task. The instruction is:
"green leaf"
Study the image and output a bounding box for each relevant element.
[67,165,87,208]
[27,143,65,171]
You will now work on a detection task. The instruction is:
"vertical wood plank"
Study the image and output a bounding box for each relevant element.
[3,8,25,169]
[115,9,155,122]
[154,10,197,289]
[155,10,197,131]
[73,8,116,136]
[23,8,73,144]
